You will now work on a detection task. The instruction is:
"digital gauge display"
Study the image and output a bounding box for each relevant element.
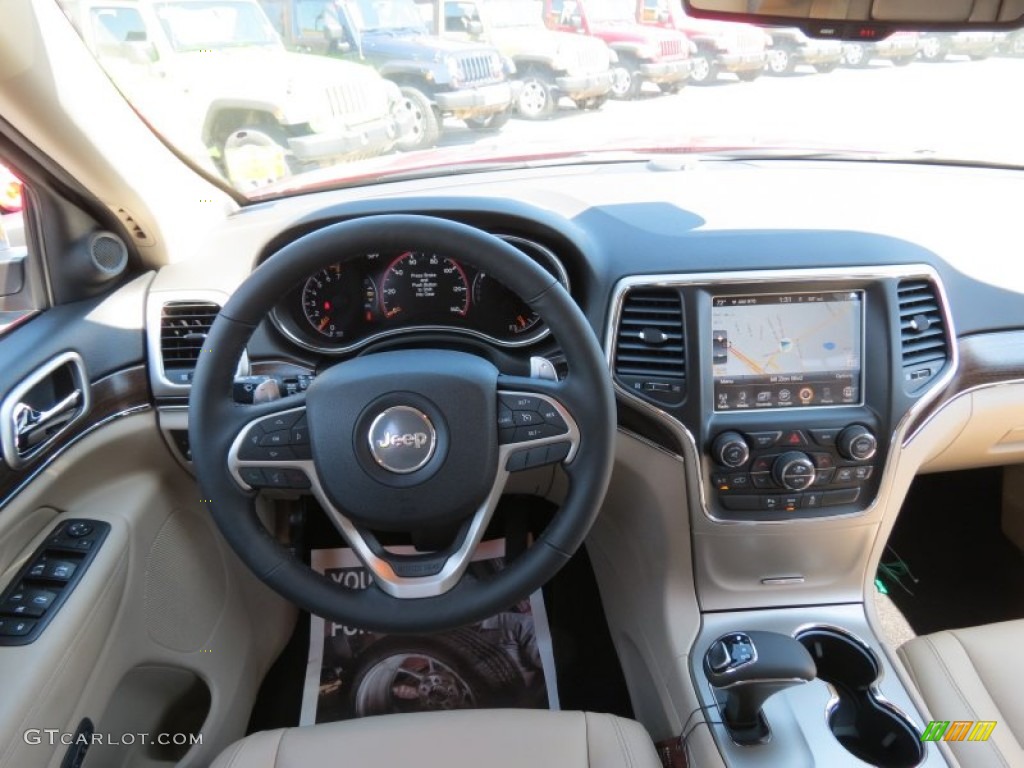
[272,239,569,354]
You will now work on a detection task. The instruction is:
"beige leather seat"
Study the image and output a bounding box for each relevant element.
[899,619,1024,768]
[211,709,661,768]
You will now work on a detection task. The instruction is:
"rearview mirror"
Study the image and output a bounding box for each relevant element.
[682,0,1024,40]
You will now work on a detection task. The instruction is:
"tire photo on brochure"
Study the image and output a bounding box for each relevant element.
[300,542,558,725]
[348,629,529,717]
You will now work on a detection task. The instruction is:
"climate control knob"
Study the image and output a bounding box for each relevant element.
[837,425,877,461]
[712,431,750,468]
[772,451,816,491]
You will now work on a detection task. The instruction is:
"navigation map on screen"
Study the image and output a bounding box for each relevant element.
[711,291,863,411]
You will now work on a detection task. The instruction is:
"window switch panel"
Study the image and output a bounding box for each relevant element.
[0,519,109,646]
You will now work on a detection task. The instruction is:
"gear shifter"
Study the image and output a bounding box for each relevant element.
[703,631,817,745]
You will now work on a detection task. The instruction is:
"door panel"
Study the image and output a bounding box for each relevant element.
[0,272,294,767]
[0,414,294,768]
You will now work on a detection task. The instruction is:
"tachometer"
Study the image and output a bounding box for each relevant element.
[301,264,376,340]
[379,252,469,321]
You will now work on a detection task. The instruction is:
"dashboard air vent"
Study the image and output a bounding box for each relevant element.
[897,279,948,390]
[614,287,685,404]
[160,301,220,384]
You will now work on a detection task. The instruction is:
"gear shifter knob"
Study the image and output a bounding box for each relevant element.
[704,631,816,745]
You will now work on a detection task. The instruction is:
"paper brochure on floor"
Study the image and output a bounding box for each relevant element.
[300,539,559,725]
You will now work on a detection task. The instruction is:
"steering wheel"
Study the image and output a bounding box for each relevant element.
[189,215,615,633]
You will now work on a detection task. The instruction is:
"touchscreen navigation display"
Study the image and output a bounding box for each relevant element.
[711,291,863,411]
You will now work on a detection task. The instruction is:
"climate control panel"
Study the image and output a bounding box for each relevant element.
[707,425,880,519]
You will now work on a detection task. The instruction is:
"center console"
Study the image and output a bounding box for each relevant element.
[606,264,956,768]
[609,265,952,524]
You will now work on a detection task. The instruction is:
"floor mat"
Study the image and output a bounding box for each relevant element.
[300,541,557,724]
[247,509,633,732]
[883,468,1024,635]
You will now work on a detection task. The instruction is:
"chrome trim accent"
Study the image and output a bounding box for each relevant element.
[904,375,1024,446]
[761,576,805,585]
[0,351,90,469]
[604,264,959,526]
[0,405,151,510]
[793,623,926,737]
[615,427,685,463]
[227,390,579,599]
[367,406,437,474]
[267,235,571,355]
[712,676,810,691]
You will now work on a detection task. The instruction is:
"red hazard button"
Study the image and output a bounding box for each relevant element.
[780,430,809,447]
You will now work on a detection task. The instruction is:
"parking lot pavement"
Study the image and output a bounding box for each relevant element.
[436,57,1024,165]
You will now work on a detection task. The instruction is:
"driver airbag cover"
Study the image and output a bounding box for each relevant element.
[306,349,499,530]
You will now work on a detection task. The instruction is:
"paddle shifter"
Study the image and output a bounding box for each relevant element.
[704,631,817,745]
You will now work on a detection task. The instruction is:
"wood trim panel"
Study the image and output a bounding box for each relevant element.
[908,331,1024,437]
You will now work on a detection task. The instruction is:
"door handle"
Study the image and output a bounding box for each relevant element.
[0,351,89,468]
[12,389,83,449]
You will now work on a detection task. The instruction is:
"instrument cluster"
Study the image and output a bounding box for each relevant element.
[270,236,568,354]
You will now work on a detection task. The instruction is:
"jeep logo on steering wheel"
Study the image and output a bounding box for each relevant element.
[368,406,437,474]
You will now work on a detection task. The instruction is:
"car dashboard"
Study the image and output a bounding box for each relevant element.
[137,155,1024,764]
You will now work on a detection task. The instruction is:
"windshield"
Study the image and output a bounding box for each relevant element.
[57,0,1024,199]
[478,0,545,29]
[346,0,426,32]
[583,0,635,24]
[154,0,281,50]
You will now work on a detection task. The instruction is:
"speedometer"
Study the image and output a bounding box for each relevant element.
[471,273,542,337]
[380,252,469,321]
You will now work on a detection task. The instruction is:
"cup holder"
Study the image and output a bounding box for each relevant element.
[796,628,924,768]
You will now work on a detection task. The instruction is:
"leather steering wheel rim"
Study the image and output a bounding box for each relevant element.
[189,214,615,633]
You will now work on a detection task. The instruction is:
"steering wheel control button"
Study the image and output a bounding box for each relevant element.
[500,394,543,412]
[238,468,266,488]
[537,402,567,430]
[367,406,437,474]
[513,424,561,442]
[259,430,289,447]
[546,441,571,464]
[263,411,303,432]
[284,469,311,489]
[497,404,515,430]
